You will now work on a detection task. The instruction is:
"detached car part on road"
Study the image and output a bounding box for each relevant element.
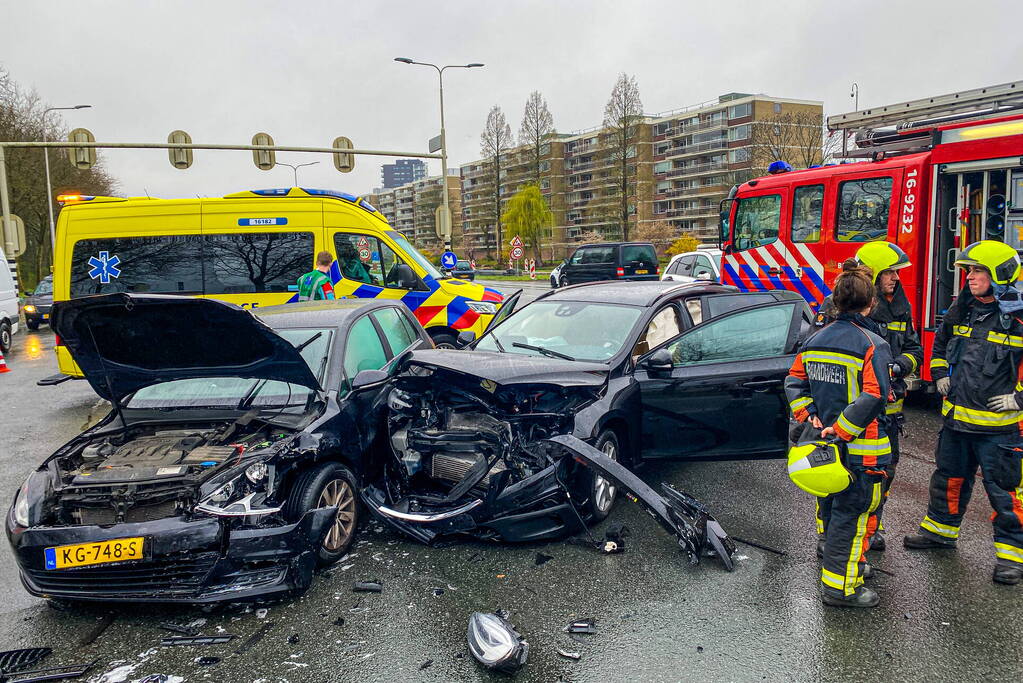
[7,294,431,603]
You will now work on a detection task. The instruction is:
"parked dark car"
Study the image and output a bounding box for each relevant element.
[451,259,476,281]
[557,242,659,286]
[23,276,53,330]
[367,281,814,547]
[7,294,431,604]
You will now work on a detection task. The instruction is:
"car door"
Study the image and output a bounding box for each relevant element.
[634,301,801,460]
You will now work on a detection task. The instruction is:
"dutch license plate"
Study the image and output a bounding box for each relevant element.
[635,269,649,274]
[44,537,144,570]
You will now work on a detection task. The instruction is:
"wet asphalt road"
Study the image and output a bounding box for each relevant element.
[2,318,1023,682]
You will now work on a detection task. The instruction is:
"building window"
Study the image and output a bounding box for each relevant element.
[654,201,668,214]
[773,102,782,114]
[656,181,670,192]
[541,179,550,190]
[539,160,550,172]
[728,149,750,163]
[656,143,669,155]
[656,122,670,135]
[654,161,672,174]
[727,125,751,142]
[728,103,752,120]
[627,145,637,159]
[540,143,550,155]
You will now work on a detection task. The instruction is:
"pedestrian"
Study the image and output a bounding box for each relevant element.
[785,259,895,607]
[815,242,922,550]
[296,251,337,301]
[904,240,1023,586]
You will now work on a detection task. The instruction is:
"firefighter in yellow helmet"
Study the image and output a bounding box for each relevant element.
[814,242,921,551]
[904,241,1023,586]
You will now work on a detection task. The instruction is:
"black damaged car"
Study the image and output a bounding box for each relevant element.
[7,294,431,603]
[367,281,814,547]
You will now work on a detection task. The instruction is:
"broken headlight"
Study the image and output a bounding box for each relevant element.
[12,470,47,528]
[245,461,268,485]
[466,301,497,315]
[13,482,30,528]
[467,612,529,674]
[195,459,280,517]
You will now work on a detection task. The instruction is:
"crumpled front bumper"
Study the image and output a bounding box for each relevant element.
[7,507,336,603]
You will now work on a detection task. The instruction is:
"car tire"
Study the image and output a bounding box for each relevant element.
[0,320,11,353]
[550,276,558,289]
[430,332,458,349]
[559,275,569,288]
[27,320,40,331]
[580,429,620,522]
[284,462,359,566]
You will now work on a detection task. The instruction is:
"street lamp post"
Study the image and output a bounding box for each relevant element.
[395,57,484,252]
[42,104,91,253]
[275,160,320,186]
[850,82,859,111]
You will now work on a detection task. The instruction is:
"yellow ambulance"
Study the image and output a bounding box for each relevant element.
[50,187,504,378]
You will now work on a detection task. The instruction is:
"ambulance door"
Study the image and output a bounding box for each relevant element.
[200,198,322,309]
[825,167,903,285]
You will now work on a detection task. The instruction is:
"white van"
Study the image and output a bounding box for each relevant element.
[0,246,19,353]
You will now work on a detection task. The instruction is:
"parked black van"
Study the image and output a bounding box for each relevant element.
[557,242,659,286]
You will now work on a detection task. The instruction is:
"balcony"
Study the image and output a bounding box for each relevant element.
[673,118,726,136]
[662,161,727,178]
[665,138,727,157]
[666,206,718,219]
[567,160,596,173]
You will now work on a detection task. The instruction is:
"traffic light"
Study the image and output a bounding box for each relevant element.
[167,130,193,169]
[68,128,96,170]
[333,136,354,173]
[252,132,275,171]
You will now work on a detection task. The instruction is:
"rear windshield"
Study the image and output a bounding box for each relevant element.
[622,244,657,268]
[69,232,314,297]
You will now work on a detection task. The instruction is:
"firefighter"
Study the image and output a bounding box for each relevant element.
[815,242,920,551]
[904,241,1023,586]
[296,251,337,301]
[786,259,895,608]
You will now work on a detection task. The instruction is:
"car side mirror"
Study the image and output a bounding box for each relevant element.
[696,271,713,281]
[641,348,673,373]
[351,369,389,390]
[456,330,476,347]
[394,263,418,289]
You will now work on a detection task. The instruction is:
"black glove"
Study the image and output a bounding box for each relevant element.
[890,360,907,379]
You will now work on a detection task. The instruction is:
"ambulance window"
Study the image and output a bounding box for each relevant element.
[203,232,314,294]
[732,194,781,251]
[69,236,203,297]
[334,233,407,288]
[835,177,893,242]
[791,185,824,243]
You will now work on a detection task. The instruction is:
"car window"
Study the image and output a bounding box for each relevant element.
[341,315,388,393]
[836,177,893,242]
[632,305,681,358]
[33,279,53,295]
[732,195,781,251]
[693,255,714,278]
[372,307,417,356]
[791,185,824,243]
[668,303,795,366]
[203,232,314,294]
[70,235,204,297]
[703,292,777,319]
[578,246,613,264]
[334,233,406,287]
[622,244,657,268]
[569,248,588,265]
[675,255,695,276]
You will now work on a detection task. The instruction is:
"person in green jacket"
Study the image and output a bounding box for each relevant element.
[296,251,336,301]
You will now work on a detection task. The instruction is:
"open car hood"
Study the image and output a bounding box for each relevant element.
[52,293,321,402]
[404,349,609,387]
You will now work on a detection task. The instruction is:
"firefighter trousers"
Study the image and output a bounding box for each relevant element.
[817,465,889,596]
[876,427,900,532]
[918,428,1023,567]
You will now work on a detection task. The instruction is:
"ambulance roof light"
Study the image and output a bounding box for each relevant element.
[767,160,792,174]
[56,194,95,204]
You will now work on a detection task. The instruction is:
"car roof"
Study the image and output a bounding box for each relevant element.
[669,249,722,260]
[539,281,735,306]
[254,298,399,329]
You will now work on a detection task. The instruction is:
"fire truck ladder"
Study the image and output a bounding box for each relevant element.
[828,80,1023,158]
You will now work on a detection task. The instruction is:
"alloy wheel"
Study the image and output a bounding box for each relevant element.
[318,478,356,553]
[593,440,618,513]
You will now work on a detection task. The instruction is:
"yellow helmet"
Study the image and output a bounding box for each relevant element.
[954,240,1022,286]
[855,242,911,284]
[787,441,853,497]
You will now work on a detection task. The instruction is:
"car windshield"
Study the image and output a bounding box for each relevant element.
[386,231,444,280]
[456,261,471,269]
[125,328,332,410]
[33,279,53,295]
[475,300,643,362]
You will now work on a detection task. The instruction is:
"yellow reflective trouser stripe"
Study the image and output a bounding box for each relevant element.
[801,351,864,370]
[931,358,949,370]
[886,398,905,415]
[821,568,845,591]
[987,331,1023,348]
[921,515,959,539]
[815,499,824,534]
[953,325,973,337]
[942,400,1023,426]
[994,542,1023,565]
[837,413,865,438]
[790,396,813,411]
[837,480,883,596]
[887,321,907,332]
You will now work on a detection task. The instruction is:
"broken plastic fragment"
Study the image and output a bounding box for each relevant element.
[535,552,554,566]
[0,648,52,675]
[288,634,300,645]
[467,612,529,674]
[4,660,97,682]
[419,660,433,671]
[556,648,582,661]
[353,580,383,593]
[161,635,235,647]
[159,622,199,637]
[195,656,221,666]
[563,619,597,634]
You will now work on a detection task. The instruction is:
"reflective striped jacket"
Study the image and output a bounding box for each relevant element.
[930,290,1023,434]
[785,314,895,466]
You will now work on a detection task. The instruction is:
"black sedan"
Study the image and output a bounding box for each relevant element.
[23,276,53,330]
[7,294,431,604]
[368,281,813,546]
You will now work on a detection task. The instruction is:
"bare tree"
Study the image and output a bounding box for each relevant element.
[602,73,644,241]
[480,105,514,260]
[634,219,679,257]
[519,91,554,185]
[748,111,829,171]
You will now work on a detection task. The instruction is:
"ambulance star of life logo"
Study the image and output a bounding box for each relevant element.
[87,251,121,284]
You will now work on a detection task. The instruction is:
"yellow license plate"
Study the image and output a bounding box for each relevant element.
[635,269,649,274]
[44,537,144,570]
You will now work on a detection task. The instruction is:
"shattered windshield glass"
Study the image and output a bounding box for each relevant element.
[475,301,642,362]
[125,328,332,409]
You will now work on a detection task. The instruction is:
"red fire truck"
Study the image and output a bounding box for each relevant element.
[720,80,1023,382]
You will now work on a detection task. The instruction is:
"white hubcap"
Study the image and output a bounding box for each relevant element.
[594,440,617,512]
[318,478,356,552]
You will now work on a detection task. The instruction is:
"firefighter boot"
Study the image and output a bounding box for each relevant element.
[903,534,957,550]
[822,586,880,608]
[993,563,1023,585]
[816,537,825,560]
[870,531,886,551]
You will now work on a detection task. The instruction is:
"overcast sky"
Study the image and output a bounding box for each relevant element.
[4,1,1022,199]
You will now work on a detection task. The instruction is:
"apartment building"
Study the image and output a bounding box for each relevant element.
[380,158,427,189]
[365,173,462,254]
